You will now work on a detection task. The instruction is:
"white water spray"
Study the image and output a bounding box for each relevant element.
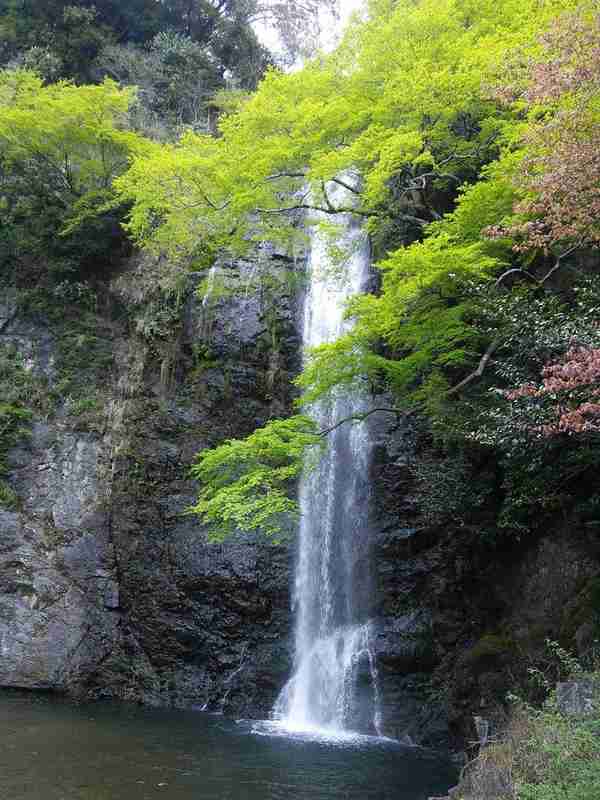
[273,184,381,736]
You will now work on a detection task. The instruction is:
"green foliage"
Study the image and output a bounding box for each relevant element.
[0,480,18,509]
[0,0,268,88]
[113,0,588,432]
[298,167,515,409]
[0,69,151,281]
[457,641,600,800]
[128,0,594,544]
[2,0,594,549]
[0,344,40,508]
[0,2,114,83]
[97,32,226,135]
[187,415,321,542]
[512,699,600,800]
[409,448,495,525]
[0,70,146,200]
[457,281,600,536]
[116,0,574,260]
[459,700,600,800]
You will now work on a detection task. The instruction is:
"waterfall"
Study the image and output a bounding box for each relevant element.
[273,185,381,736]
[201,264,218,307]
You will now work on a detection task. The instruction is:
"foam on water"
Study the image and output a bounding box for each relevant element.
[273,181,381,738]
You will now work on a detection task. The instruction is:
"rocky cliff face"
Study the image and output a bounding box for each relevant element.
[370,413,600,747]
[2,250,599,749]
[0,248,301,716]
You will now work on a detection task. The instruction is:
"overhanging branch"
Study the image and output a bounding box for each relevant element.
[449,241,581,396]
[495,268,539,287]
[446,338,500,397]
[256,202,374,217]
[318,407,415,436]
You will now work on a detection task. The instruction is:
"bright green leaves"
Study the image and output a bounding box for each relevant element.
[187,415,321,542]
[0,68,157,282]
[115,0,577,264]
[298,167,515,410]
[0,71,145,196]
[115,130,236,262]
[142,0,590,543]
[0,69,151,262]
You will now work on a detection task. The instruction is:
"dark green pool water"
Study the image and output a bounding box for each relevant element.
[0,691,456,800]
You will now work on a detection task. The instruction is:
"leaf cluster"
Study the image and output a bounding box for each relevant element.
[187,415,321,542]
[0,70,151,281]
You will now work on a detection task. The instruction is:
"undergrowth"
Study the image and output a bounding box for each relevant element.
[456,643,600,800]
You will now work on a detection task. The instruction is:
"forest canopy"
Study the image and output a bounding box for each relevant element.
[1,0,599,539]
[139,0,597,539]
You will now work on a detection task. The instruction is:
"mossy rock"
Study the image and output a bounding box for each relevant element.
[462,634,518,671]
[561,578,600,645]
[0,480,19,510]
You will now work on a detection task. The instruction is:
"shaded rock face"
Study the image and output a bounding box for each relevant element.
[369,413,600,748]
[0,307,118,692]
[0,249,303,715]
[2,249,599,749]
[556,679,600,717]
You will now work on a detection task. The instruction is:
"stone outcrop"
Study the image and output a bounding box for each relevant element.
[0,248,302,714]
[370,411,600,746]
[556,679,600,717]
[2,247,599,750]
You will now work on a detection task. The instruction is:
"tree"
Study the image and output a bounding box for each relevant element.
[98,32,226,133]
[187,415,320,541]
[505,348,600,436]
[117,0,574,262]
[170,0,600,540]
[0,3,115,83]
[0,69,151,278]
[487,7,600,256]
[0,0,337,89]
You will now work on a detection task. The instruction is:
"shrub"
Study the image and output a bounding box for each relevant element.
[0,480,18,510]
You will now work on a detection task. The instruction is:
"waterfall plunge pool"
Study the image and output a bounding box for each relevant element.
[1,691,457,800]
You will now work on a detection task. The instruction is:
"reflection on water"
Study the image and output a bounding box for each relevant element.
[0,691,456,800]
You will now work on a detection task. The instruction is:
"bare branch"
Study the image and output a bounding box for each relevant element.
[328,176,361,195]
[446,338,500,397]
[255,202,375,218]
[446,240,581,397]
[495,268,539,287]
[540,243,580,284]
[318,407,415,436]
[265,173,360,197]
[265,171,307,181]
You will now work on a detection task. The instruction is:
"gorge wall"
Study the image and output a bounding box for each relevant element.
[371,413,600,745]
[1,250,599,748]
[0,249,301,718]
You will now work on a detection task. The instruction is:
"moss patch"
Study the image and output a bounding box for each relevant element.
[462,634,518,670]
[561,578,600,645]
[0,345,42,508]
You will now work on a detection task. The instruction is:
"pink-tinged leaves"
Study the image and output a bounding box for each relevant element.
[487,11,600,253]
[505,347,600,435]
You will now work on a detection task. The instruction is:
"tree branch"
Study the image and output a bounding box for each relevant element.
[265,173,361,197]
[256,202,374,217]
[446,338,500,397]
[328,176,361,195]
[540,243,580,284]
[495,243,580,289]
[318,407,415,436]
[265,171,307,181]
[495,268,539,287]
[446,240,581,397]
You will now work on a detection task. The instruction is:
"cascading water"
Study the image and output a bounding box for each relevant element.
[273,185,381,737]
